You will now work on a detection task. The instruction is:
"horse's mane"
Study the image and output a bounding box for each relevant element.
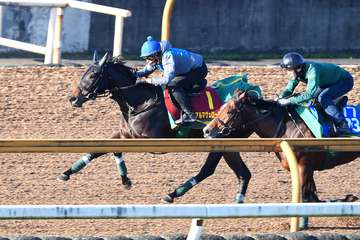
[232,90,280,111]
[108,57,137,81]
[252,98,278,110]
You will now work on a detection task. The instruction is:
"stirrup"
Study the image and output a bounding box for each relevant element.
[175,112,197,124]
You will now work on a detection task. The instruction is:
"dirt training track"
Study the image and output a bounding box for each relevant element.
[0,64,359,236]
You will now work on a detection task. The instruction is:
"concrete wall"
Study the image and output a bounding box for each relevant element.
[0,4,90,52]
[94,0,360,55]
[1,0,360,55]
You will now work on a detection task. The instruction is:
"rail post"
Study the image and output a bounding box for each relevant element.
[186,218,203,240]
[161,0,175,41]
[45,7,57,64]
[113,15,124,57]
[0,6,3,36]
[280,141,300,232]
[52,7,63,64]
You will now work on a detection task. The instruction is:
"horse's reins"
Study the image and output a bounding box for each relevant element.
[284,106,306,137]
[215,99,302,138]
[274,93,306,137]
[111,84,161,117]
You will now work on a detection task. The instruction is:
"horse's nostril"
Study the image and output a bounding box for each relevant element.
[88,93,96,100]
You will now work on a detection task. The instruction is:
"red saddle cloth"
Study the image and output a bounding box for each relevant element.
[164,87,222,122]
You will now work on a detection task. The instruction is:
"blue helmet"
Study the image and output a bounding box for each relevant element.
[140,36,161,58]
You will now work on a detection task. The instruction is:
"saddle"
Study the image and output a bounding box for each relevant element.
[164,85,222,129]
[295,96,360,137]
[164,73,262,136]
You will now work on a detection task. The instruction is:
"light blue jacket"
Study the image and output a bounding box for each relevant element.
[137,41,204,86]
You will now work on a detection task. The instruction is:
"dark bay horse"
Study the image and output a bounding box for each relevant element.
[58,53,252,203]
[203,91,359,228]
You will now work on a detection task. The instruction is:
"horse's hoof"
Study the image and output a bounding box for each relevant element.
[57,174,70,181]
[161,195,174,204]
[234,193,245,203]
[345,194,359,202]
[122,178,132,190]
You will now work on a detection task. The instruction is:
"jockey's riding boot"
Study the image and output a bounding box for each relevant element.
[171,88,196,124]
[335,120,351,136]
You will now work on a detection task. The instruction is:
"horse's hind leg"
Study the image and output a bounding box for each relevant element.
[223,152,251,203]
[162,152,223,203]
[298,164,319,230]
[113,152,132,189]
[57,152,106,181]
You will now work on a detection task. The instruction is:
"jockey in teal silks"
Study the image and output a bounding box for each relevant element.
[277,52,354,136]
[136,36,208,124]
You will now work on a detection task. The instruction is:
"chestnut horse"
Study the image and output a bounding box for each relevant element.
[203,91,359,228]
[58,53,252,203]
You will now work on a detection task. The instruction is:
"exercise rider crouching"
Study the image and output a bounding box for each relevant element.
[277,52,354,136]
[136,36,208,124]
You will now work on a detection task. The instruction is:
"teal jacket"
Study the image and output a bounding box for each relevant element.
[279,61,349,104]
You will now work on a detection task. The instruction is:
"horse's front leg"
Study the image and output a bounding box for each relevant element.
[111,131,132,189]
[57,131,132,190]
[223,152,251,203]
[113,152,131,190]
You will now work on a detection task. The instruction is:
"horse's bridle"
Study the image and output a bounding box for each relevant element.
[79,62,120,102]
[213,99,273,136]
[213,101,245,136]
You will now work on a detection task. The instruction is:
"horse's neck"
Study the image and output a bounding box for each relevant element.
[111,84,174,138]
[244,103,285,138]
[109,63,137,88]
[252,112,284,138]
[112,84,164,113]
[251,106,311,138]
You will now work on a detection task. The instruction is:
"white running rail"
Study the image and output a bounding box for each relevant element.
[0,0,131,64]
[0,203,359,240]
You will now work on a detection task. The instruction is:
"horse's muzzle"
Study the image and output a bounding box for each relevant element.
[69,96,83,107]
[203,127,218,138]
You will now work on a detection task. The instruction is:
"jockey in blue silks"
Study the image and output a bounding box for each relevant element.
[136,36,208,124]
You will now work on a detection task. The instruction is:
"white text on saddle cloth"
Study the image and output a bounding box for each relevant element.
[343,105,360,133]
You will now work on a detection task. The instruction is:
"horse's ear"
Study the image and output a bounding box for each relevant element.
[233,89,244,101]
[239,91,247,100]
[92,50,98,63]
[99,52,109,67]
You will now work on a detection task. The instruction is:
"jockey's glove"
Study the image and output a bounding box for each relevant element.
[277,98,291,106]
